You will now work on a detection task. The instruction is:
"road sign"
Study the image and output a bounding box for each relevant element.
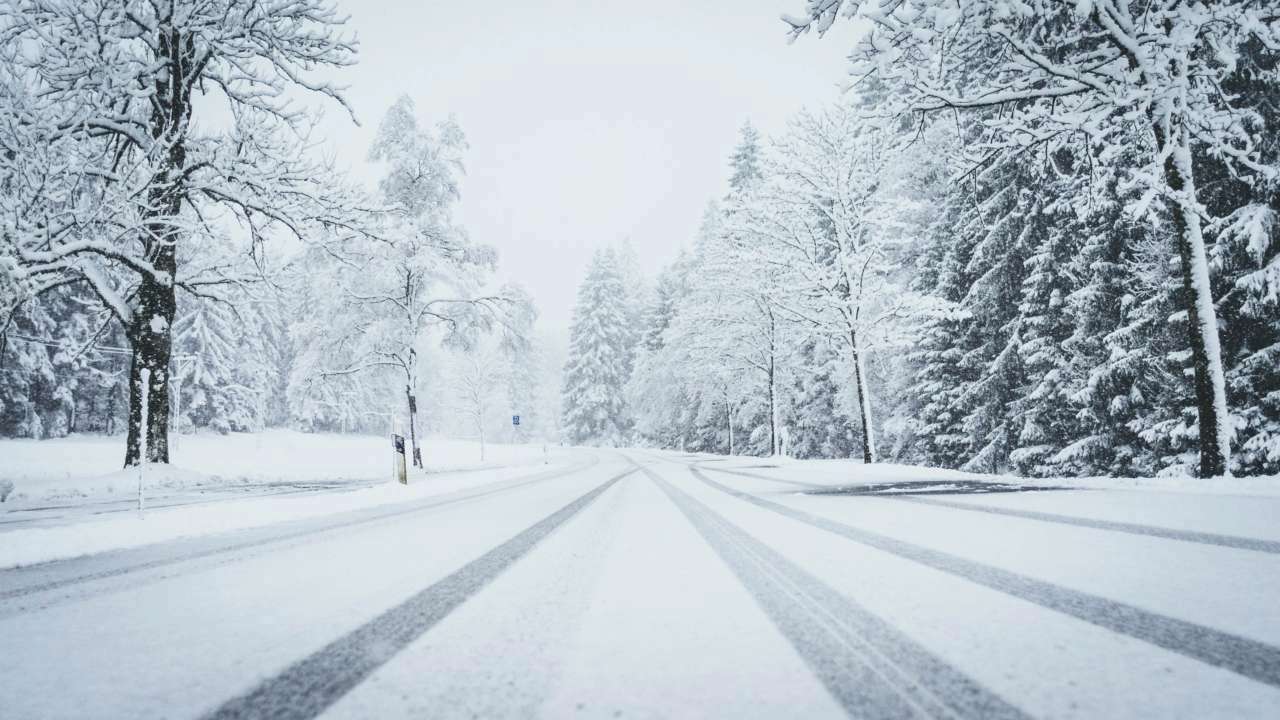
[512,415,520,426]
[393,434,405,453]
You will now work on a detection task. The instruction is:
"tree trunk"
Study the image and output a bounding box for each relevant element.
[124,275,175,466]
[123,25,192,468]
[767,359,779,456]
[406,385,422,469]
[727,402,735,456]
[851,333,877,464]
[1154,121,1231,478]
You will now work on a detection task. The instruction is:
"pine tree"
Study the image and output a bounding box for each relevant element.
[1010,186,1082,476]
[562,248,631,446]
[728,122,763,194]
[788,337,856,459]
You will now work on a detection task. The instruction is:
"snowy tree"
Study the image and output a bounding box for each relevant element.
[671,213,795,456]
[614,238,648,385]
[562,248,632,446]
[447,343,507,462]
[784,0,1280,476]
[735,104,936,462]
[0,0,363,466]
[787,336,857,459]
[290,97,512,467]
[495,284,540,443]
[628,256,699,449]
[729,122,765,194]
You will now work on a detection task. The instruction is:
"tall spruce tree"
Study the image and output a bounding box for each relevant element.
[562,248,631,446]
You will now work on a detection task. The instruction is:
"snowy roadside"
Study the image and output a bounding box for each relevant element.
[0,430,575,569]
[679,453,1280,497]
[0,455,579,571]
[0,429,555,504]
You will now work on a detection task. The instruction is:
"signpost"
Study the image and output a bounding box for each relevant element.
[392,431,407,485]
[138,367,149,514]
[512,415,520,427]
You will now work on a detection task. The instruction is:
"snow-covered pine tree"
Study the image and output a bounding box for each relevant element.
[1010,182,1085,476]
[729,122,764,195]
[1051,160,1164,475]
[786,0,1280,477]
[788,337,856,459]
[562,248,631,446]
[955,165,1046,474]
[1201,43,1280,475]
[627,258,696,449]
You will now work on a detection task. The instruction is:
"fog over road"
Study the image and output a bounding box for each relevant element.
[3,451,1279,718]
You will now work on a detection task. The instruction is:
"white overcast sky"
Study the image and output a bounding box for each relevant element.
[314,0,856,336]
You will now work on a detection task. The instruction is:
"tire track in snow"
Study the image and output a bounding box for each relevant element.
[0,456,599,608]
[693,465,1280,689]
[201,466,634,720]
[633,459,1028,719]
[710,465,1280,554]
[892,495,1280,555]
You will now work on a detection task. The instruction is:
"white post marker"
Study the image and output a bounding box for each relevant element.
[138,367,150,514]
[391,417,408,485]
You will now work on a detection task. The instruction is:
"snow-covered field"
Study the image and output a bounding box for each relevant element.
[0,430,569,568]
[0,429,555,502]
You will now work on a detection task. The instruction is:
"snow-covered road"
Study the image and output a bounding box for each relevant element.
[2,450,1278,718]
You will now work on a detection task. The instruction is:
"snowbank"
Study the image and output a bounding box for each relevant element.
[0,429,554,502]
[0,430,577,569]
[688,454,1280,497]
[0,457,579,570]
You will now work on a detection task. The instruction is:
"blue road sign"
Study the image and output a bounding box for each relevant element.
[512,415,520,426]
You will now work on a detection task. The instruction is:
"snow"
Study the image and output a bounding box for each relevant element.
[697,454,1280,497]
[673,455,1280,717]
[0,430,569,569]
[3,450,1280,717]
[323,466,844,719]
[0,429,555,502]
[0,459,610,719]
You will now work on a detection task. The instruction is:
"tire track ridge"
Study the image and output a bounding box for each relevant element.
[894,495,1280,555]
[708,465,1280,555]
[628,457,1028,719]
[693,464,1280,689]
[202,466,634,720]
[0,455,599,603]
